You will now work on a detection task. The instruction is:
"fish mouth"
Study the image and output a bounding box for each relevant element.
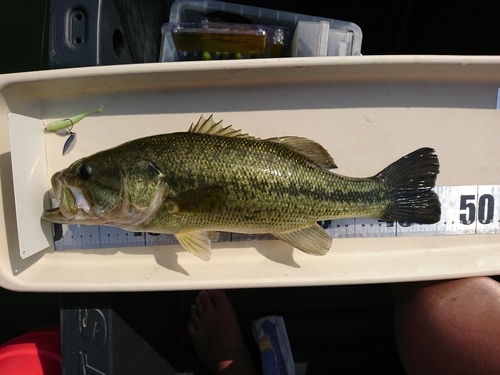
[42,172,95,224]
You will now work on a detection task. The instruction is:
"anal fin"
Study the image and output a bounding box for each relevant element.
[274,224,332,256]
[175,230,212,261]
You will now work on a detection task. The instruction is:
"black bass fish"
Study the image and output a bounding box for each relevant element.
[42,115,440,260]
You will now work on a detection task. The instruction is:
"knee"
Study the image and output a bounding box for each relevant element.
[392,277,500,312]
[391,277,500,375]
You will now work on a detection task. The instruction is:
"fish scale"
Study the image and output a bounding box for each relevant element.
[42,116,440,260]
[140,133,380,231]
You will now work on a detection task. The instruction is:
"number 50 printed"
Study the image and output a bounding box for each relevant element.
[437,185,500,235]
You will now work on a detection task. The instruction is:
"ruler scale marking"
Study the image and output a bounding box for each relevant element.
[53,185,500,251]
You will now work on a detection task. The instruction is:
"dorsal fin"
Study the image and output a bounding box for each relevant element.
[189,115,256,139]
[265,136,337,169]
[188,116,336,169]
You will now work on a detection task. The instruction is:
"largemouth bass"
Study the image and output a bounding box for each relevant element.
[42,115,440,260]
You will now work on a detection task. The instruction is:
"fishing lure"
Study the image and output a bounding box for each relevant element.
[45,106,103,155]
[44,106,103,132]
[62,131,76,155]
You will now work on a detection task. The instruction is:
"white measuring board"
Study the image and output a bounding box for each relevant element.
[52,185,500,251]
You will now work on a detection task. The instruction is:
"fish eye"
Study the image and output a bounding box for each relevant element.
[77,164,92,180]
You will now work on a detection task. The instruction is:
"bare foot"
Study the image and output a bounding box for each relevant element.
[187,290,259,375]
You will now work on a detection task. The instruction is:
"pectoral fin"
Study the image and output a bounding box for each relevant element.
[274,224,332,256]
[175,230,212,261]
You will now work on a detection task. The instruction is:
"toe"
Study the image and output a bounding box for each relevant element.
[198,290,214,312]
[194,295,205,316]
[190,303,203,327]
[211,289,232,310]
[186,318,196,337]
[211,289,227,303]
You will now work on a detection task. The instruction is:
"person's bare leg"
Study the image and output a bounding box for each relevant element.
[187,289,259,375]
[392,277,500,375]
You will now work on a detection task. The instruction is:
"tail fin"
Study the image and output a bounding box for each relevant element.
[376,148,441,224]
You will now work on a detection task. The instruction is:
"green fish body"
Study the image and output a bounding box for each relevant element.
[42,116,440,260]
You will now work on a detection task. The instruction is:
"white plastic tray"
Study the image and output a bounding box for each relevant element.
[1,56,500,292]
